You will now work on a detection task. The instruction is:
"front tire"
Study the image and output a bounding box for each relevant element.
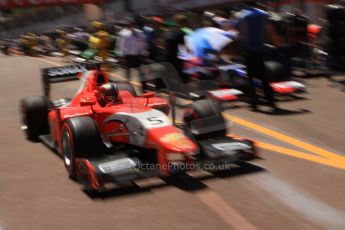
[61,116,104,179]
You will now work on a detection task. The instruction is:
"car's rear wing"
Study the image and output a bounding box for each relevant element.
[41,63,98,98]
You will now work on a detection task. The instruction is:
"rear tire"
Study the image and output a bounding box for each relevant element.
[183,99,226,138]
[61,116,104,179]
[183,99,221,124]
[20,96,49,140]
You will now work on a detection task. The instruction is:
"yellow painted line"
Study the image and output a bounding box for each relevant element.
[226,134,345,170]
[169,108,344,169]
[178,119,345,170]
[223,113,345,163]
[256,141,345,170]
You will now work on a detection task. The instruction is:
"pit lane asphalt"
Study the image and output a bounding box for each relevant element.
[0,55,344,230]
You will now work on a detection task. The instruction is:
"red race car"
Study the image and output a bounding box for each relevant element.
[20,64,257,192]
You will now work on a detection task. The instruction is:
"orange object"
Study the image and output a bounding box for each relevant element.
[151,16,164,24]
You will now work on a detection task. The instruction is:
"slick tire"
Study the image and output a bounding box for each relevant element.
[61,116,104,179]
[20,96,49,140]
[183,99,226,138]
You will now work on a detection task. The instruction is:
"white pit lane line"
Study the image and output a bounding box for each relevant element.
[249,174,345,229]
[196,189,257,230]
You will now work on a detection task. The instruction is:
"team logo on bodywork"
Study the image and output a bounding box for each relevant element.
[46,65,87,77]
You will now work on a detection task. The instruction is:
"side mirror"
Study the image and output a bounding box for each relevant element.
[142,91,155,98]
[80,97,96,106]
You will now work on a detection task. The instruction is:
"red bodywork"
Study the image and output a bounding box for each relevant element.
[48,70,198,188]
[270,81,306,95]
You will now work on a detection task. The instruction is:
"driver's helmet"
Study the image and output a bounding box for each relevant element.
[98,83,119,106]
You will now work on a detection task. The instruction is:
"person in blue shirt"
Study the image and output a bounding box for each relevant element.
[238,1,278,112]
[143,17,164,63]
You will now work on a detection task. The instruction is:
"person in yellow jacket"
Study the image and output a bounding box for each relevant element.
[96,30,110,62]
[56,29,69,56]
[21,33,38,56]
[89,21,111,62]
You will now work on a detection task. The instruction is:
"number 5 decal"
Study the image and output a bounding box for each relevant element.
[147,117,164,126]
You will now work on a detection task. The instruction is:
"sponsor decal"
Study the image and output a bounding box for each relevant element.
[209,89,243,97]
[98,158,137,174]
[46,65,87,77]
[211,142,251,151]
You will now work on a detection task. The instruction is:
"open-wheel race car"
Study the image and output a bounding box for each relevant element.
[183,59,306,96]
[218,61,306,95]
[20,64,256,193]
[142,62,244,102]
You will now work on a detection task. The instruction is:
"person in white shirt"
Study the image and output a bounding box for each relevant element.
[116,19,147,82]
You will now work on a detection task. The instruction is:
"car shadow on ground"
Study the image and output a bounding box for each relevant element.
[83,183,153,199]
[257,107,311,116]
[84,162,265,200]
[329,78,345,92]
[275,94,309,102]
[221,103,311,116]
[30,125,266,200]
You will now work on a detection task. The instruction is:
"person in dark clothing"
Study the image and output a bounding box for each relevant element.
[238,1,278,111]
[165,14,189,79]
[144,17,164,63]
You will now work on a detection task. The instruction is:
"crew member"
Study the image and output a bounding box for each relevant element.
[237,1,279,112]
[116,18,146,82]
[165,14,190,79]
